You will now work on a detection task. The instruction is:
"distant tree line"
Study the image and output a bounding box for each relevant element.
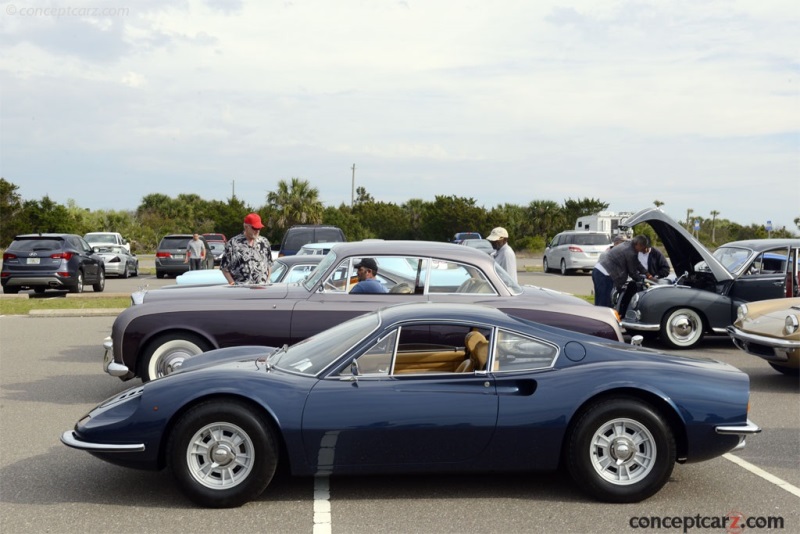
[1,177,797,253]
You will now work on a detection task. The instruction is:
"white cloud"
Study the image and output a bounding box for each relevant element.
[1,0,797,231]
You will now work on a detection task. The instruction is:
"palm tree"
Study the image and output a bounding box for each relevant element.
[653,200,664,208]
[266,178,324,230]
[710,210,720,243]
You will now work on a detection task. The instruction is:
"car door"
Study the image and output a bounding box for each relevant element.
[76,236,101,281]
[301,325,499,467]
[729,247,792,303]
[291,256,427,342]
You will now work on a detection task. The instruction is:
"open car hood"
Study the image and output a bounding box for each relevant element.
[621,208,733,282]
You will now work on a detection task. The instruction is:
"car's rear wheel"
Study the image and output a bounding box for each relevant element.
[141,332,212,382]
[543,257,550,273]
[69,271,84,293]
[168,400,278,508]
[567,397,675,503]
[661,307,704,349]
[156,271,166,279]
[121,264,129,279]
[33,287,46,294]
[3,286,20,294]
[560,259,569,276]
[768,362,799,376]
[92,269,105,292]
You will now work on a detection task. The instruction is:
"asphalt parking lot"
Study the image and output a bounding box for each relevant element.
[0,266,798,533]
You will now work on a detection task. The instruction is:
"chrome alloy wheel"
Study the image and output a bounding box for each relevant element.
[186,422,255,490]
[589,417,656,485]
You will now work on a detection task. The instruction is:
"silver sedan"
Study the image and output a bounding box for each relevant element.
[93,245,139,278]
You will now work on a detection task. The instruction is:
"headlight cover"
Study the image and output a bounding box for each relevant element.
[737,304,748,321]
[785,314,799,336]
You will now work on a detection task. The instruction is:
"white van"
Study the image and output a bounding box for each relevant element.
[543,231,612,275]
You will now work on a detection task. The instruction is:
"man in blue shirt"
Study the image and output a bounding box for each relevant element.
[350,258,388,294]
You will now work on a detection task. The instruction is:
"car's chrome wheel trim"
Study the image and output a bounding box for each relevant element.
[666,309,702,346]
[148,339,204,379]
[589,417,656,485]
[186,422,255,490]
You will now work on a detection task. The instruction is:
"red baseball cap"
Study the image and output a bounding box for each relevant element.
[243,213,265,229]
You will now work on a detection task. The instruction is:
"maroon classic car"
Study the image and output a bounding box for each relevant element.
[104,241,623,382]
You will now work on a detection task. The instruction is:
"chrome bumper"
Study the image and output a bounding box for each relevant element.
[727,326,800,363]
[103,336,131,378]
[620,320,661,332]
[61,430,145,453]
[715,419,761,452]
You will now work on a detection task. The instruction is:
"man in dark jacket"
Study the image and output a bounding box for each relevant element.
[640,239,671,278]
[592,235,649,307]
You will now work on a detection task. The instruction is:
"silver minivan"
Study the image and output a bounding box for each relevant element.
[543,231,611,275]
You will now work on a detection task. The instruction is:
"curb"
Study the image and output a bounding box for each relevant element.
[28,309,125,317]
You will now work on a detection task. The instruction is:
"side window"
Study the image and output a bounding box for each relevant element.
[493,330,558,372]
[427,261,478,294]
[324,259,355,292]
[342,329,398,376]
[744,249,788,276]
[285,265,316,283]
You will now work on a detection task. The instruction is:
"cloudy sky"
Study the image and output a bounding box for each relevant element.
[1,0,798,231]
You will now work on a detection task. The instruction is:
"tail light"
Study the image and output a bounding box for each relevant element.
[2,253,16,261]
[109,256,121,263]
[568,246,584,253]
[156,252,172,258]
[50,252,74,261]
[56,271,71,277]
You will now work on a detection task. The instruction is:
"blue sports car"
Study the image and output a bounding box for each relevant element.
[62,303,759,508]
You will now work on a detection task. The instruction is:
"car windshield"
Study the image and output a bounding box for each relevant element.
[10,238,63,251]
[303,250,339,290]
[713,246,752,273]
[86,234,116,243]
[273,312,380,375]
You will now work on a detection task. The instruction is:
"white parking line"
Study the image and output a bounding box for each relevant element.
[724,453,800,498]
[313,476,332,534]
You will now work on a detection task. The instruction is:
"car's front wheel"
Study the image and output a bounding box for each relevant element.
[168,400,278,508]
[567,397,675,503]
[543,257,550,273]
[92,269,105,292]
[141,332,212,382]
[661,307,704,349]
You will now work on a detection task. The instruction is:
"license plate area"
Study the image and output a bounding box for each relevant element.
[27,258,41,264]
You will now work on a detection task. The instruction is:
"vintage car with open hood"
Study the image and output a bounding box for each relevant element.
[65,303,759,508]
[619,208,800,349]
[104,241,623,382]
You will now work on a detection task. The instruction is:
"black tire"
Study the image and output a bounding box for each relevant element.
[121,264,129,279]
[560,259,569,276]
[140,332,212,382]
[33,287,46,294]
[3,286,20,294]
[92,269,105,292]
[132,263,139,277]
[69,271,84,293]
[543,257,550,273]
[566,397,675,503]
[167,400,278,508]
[660,307,704,349]
[768,362,800,376]
[156,271,166,279]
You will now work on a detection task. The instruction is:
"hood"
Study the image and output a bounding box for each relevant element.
[621,208,733,282]
[175,345,279,375]
[140,282,292,303]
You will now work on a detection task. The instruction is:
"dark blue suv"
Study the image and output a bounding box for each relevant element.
[1,234,105,294]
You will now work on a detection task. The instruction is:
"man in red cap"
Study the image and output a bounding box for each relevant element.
[220,213,273,284]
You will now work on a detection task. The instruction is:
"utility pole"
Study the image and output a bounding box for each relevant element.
[231,179,235,199]
[351,164,356,208]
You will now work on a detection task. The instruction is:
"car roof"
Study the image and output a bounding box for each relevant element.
[327,240,490,261]
[275,255,324,266]
[13,233,75,239]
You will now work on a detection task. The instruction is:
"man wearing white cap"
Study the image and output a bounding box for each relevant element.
[486,227,517,282]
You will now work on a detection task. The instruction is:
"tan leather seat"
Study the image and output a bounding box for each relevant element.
[456,331,488,372]
[390,282,414,294]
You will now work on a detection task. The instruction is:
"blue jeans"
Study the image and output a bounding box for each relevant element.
[592,268,613,307]
[189,258,204,270]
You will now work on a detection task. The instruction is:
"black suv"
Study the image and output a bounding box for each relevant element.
[155,234,214,278]
[1,234,106,294]
[278,225,346,257]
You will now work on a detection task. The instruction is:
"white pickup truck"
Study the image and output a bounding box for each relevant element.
[84,232,131,253]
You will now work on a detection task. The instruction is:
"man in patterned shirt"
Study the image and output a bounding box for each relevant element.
[220,213,273,285]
